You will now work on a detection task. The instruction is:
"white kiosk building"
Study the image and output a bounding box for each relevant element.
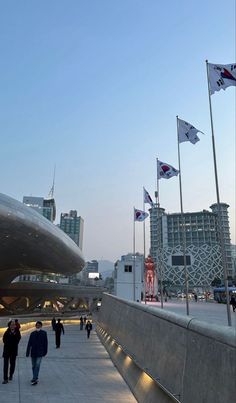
[114,253,143,301]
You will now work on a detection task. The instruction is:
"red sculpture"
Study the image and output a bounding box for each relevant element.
[144,255,156,301]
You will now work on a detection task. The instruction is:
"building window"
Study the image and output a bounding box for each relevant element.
[124,265,132,273]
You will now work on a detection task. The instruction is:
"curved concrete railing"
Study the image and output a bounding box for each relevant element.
[97,293,236,403]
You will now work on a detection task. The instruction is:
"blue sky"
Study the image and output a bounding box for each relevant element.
[0,0,235,261]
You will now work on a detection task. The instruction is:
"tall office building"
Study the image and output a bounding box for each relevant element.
[210,203,233,278]
[19,195,56,282]
[231,245,236,280]
[60,210,84,250]
[86,260,99,273]
[149,202,233,287]
[78,260,99,285]
[23,196,56,222]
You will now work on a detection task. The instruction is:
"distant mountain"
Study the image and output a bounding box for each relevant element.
[98,260,114,278]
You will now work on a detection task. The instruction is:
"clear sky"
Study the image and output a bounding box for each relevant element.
[0,0,235,262]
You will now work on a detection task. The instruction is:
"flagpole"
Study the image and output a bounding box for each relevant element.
[157,158,164,309]
[143,188,146,304]
[133,207,136,302]
[206,60,232,326]
[176,116,190,316]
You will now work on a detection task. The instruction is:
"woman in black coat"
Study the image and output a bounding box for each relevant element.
[2,320,21,384]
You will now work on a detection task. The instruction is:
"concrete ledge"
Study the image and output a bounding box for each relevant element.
[96,324,177,403]
[97,294,236,403]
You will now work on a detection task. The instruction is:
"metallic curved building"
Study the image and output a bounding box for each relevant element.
[0,193,85,286]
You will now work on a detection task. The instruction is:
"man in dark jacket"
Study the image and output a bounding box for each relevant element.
[230,294,236,312]
[85,320,93,339]
[26,321,48,385]
[2,320,21,384]
[51,317,56,331]
[54,319,64,348]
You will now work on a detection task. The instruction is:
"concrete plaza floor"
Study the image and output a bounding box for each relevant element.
[144,299,236,327]
[0,323,137,403]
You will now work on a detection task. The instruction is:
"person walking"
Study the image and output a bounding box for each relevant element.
[26,321,48,385]
[79,316,84,330]
[230,294,236,312]
[55,319,64,348]
[2,320,21,384]
[85,320,92,339]
[51,317,56,331]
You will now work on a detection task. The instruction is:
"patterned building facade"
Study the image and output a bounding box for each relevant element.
[149,203,233,287]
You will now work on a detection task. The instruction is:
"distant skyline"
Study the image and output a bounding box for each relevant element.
[0,1,235,261]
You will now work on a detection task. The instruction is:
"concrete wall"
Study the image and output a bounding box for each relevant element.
[97,294,236,403]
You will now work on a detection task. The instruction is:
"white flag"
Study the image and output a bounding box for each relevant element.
[134,208,149,222]
[208,63,236,95]
[143,187,154,207]
[178,118,203,144]
[157,160,179,179]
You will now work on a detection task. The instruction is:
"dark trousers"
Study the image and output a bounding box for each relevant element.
[55,333,61,347]
[87,330,91,339]
[3,355,16,380]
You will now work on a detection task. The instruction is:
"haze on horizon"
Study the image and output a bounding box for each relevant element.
[0,0,235,262]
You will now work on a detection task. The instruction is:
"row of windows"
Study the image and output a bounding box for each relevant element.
[167,228,217,233]
[168,232,217,238]
[151,229,218,234]
[151,222,218,228]
[60,223,80,227]
[168,217,215,222]
[60,224,80,229]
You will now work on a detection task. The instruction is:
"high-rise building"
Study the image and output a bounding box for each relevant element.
[86,260,99,273]
[60,210,84,250]
[23,196,56,222]
[210,203,233,278]
[78,260,100,285]
[149,202,233,287]
[230,244,236,281]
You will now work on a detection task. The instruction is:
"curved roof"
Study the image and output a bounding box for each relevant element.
[0,193,85,285]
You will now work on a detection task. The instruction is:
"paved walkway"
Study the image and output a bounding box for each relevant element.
[144,299,236,327]
[0,323,137,403]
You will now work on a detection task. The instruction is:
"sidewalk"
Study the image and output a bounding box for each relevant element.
[0,323,137,403]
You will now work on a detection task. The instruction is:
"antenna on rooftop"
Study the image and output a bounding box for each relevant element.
[48,164,56,199]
